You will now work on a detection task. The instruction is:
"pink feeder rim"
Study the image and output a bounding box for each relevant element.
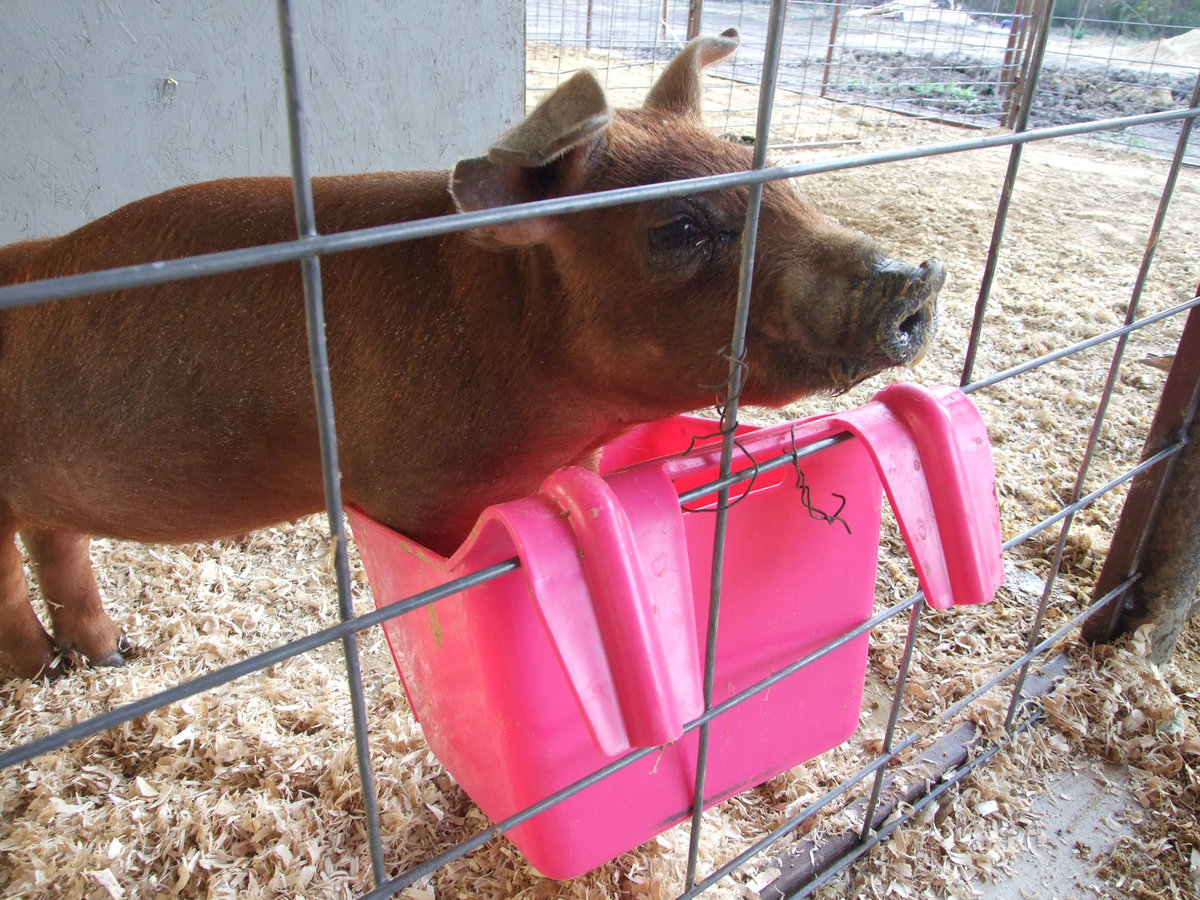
[348,382,1003,879]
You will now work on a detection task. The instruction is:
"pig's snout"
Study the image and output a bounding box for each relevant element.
[872,257,944,366]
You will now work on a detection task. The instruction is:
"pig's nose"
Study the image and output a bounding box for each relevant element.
[874,257,943,365]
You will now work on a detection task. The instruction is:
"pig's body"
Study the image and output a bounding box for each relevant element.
[1,173,611,551]
[0,31,944,677]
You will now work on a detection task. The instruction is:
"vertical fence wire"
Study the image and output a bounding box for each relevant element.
[858,599,924,842]
[959,0,1054,387]
[1003,66,1200,729]
[273,0,386,886]
[683,0,789,887]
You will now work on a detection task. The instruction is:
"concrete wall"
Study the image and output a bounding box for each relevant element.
[0,0,524,244]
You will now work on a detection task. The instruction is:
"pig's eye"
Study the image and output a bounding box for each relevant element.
[649,214,707,255]
[645,203,739,275]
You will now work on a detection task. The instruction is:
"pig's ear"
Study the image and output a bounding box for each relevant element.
[450,69,610,246]
[644,28,739,118]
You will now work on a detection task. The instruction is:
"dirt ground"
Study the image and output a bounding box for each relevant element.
[1,48,1199,900]
[804,25,1200,127]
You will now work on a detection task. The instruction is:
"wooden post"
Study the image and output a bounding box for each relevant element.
[998,0,1029,124]
[821,1,843,99]
[1083,296,1200,663]
[687,0,703,41]
[1002,0,1044,129]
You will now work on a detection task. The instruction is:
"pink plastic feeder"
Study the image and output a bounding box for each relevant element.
[348,382,1003,878]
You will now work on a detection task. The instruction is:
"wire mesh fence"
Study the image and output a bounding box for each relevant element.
[528,0,1200,161]
[1,0,1199,897]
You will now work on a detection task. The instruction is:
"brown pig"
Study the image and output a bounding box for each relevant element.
[0,30,943,678]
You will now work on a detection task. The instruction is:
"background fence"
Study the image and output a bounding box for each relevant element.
[530,0,1200,162]
[2,0,1199,898]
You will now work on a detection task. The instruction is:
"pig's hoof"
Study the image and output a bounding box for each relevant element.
[92,636,135,669]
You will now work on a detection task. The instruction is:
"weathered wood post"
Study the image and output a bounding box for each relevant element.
[1002,0,1050,129]
[998,0,1031,125]
[821,1,843,99]
[687,0,703,41]
[1082,295,1200,663]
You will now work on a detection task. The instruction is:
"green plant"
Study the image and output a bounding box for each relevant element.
[913,82,980,102]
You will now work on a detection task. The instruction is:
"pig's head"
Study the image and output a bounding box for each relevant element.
[451,28,943,415]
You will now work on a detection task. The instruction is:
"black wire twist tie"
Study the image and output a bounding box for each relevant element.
[788,423,852,534]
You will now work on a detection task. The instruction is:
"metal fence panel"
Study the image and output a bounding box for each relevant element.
[2,1,1198,898]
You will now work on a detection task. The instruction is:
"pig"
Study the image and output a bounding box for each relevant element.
[0,29,943,678]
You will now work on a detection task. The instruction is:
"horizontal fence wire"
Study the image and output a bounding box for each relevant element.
[680,557,1142,899]
[0,408,1185,891]
[2,10,1198,898]
[371,597,928,897]
[1,352,1187,771]
[779,574,1143,899]
[963,295,1200,396]
[1,106,1197,312]
[786,715,1040,899]
[0,421,896,770]
[0,558,521,771]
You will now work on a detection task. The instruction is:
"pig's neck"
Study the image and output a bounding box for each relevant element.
[461,236,651,476]
[341,234,650,555]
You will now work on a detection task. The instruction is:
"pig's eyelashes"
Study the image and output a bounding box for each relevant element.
[647,214,739,269]
[649,214,706,254]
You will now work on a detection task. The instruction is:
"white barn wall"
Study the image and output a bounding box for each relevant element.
[0,0,524,244]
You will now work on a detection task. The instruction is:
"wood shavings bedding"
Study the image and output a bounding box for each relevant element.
[3,50,1199,899]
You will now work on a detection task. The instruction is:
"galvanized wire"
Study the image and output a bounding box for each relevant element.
[1002,66,1200,731]
[2,12,1198,898]
[686,0,788,888]
[859,600,924,844]
[274,1,385,883]
[3,107,1196,312]
[0,558,520,771]
[960,0,1056,387]
[964,295,1200,396]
